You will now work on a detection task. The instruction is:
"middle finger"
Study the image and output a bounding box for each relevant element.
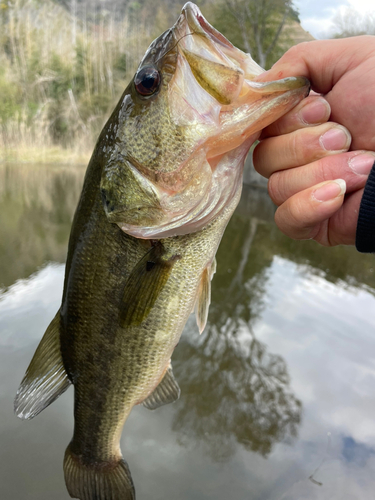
[253,122,352,178]
[267,151,375,206]
[260,95,331,139]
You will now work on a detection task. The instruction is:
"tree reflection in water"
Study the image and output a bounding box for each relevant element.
[7,167,374,466]
[0,163,85,288]
[171,208,302,462]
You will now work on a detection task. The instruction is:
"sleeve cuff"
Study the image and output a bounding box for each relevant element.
[356,161,375,253]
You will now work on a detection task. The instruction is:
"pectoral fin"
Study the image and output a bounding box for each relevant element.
[195,259,216,334]
[143,364,181,410]
[119,243,180,327]
[14,310,71,420]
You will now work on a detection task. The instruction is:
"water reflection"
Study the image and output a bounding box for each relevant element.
[173,325,301,461]
[2,165,375,499]
[172,215,302,461]
[0,163,85,289]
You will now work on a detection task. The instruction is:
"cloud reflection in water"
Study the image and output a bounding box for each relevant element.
[2,171,375,499]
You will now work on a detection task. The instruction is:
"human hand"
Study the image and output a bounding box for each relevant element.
[253,36,375,246]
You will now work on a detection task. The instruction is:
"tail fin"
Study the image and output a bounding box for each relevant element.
[64,444,135,500]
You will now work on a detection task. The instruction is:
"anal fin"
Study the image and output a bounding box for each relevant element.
[143,364,180,410]
[14,310,71,420]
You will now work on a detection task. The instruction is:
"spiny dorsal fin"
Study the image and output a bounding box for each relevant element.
[14,310,71,420]
[143,364,181,410]
[119,243,180,327]
[195,259,216,334]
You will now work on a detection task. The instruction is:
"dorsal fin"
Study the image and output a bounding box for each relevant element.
[14,310,71,420]
[143,364,180,410]
[195,258,216,334]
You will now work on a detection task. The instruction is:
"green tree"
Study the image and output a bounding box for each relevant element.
[210,0,299,69]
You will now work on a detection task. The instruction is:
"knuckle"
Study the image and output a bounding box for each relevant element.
[274,205,297,238]
[315,157,330,182]
[286,198,305,229]
[295,41,310,52]
[266,118,284,137]
[274,202,299,234]
[252,141,270,176]
[314,222,332,247]
[275,194,315,239]
[268,172,284,205]
[282,44,301,61]
[274,206,286,232]
[283,131,301,167]
[252,143,262,173]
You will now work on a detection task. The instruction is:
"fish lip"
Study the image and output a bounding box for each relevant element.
[249,75,310,94]
[181,2,233,49]
[303,77,311,97]
[178,4,310,99]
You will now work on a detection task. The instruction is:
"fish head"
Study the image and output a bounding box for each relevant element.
[100,2,310,238]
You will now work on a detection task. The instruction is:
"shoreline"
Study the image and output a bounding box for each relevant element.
[0,147,91,166]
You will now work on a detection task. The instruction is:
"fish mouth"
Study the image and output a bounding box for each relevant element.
[174,3,309,111]
[169,2,310,161]
[108,3,310,240]
[182,2,235,50]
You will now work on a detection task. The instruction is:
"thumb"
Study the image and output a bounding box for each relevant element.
[254,37,373,95]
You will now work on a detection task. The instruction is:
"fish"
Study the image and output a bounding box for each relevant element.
[14,3,309,500]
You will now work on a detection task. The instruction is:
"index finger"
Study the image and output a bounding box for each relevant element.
[254,38,375,93]
[260,95,331,139]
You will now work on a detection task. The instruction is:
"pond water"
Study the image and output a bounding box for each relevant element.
[1,163,375,500]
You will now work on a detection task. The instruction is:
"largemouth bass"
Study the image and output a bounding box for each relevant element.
[14,3,309,499]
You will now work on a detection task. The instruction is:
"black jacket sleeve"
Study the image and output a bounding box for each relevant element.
[356,162,375,253]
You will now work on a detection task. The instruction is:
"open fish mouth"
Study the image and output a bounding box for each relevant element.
[101,2,310,239]
[170,2,309,159]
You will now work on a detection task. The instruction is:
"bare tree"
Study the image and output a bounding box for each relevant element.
[331,7,375,38]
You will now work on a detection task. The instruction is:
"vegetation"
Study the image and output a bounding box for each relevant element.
[331,7,375,38]
[0,0,304,163]
[212,0,299,69]
[0,0,161,162]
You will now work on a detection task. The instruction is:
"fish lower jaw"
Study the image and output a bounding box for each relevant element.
[117,141,250,240]
[117,190,234,239]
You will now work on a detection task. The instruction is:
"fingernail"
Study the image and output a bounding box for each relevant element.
[300,98,330,124]
[320,127,351,151]
[313,179,346,202]
[349,154,375,175]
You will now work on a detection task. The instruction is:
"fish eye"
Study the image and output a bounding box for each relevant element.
[134,67,161,96]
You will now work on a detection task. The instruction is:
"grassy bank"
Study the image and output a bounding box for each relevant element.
[0,0,313,164]
[0,0,168,163]
[0,145,90,165]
